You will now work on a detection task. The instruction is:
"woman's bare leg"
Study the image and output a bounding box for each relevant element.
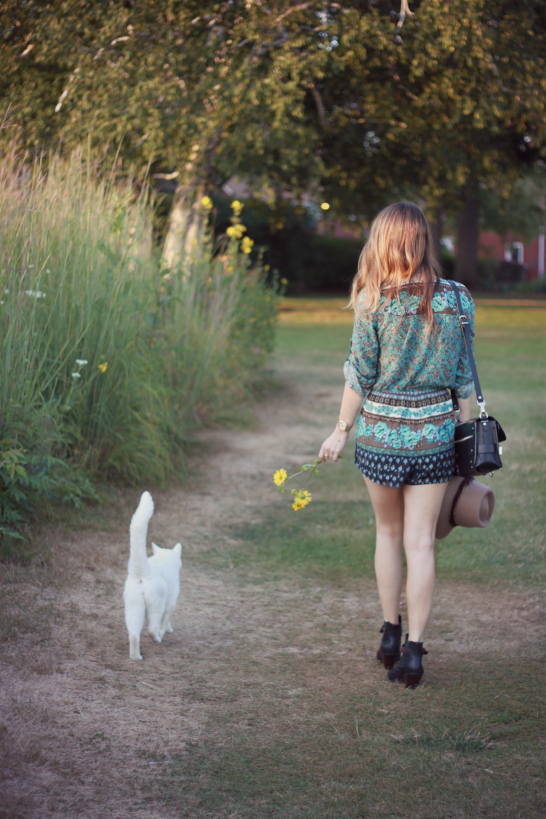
[402,482,449,642]
[364,477,404,624]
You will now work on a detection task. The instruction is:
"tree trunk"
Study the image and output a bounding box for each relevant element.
[455,195,479,288]
[162,186,205,270]
[429,207,444,267]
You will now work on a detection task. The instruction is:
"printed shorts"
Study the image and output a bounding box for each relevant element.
[355,447,455,489]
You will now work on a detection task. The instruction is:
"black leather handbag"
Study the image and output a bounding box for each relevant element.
[448,281,506,478]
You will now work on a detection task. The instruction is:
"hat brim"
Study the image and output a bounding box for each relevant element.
[435,476,464,540]
[435,477,495,540]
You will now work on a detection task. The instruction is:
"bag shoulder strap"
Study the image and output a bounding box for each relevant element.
[447,280,487,417]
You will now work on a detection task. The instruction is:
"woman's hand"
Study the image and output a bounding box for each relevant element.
[319,428,350,462]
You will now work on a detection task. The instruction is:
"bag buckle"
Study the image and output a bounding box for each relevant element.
[477,401,488,420]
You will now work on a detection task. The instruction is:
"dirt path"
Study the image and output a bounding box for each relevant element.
[1,341,543,819]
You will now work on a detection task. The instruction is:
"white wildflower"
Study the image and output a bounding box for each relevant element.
[75,359,88,367]
[71,372,81,379]
[25,290,46,298]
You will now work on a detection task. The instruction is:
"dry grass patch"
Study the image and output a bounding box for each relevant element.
[0,302,544,818]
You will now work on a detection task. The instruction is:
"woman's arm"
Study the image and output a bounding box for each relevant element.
[320,307,378,463]
[457,395,471,423]
[318,384,363,462]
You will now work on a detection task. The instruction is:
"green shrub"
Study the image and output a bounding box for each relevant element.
[302,233,362,292]
[0,150,278,546]
[439,246,455,278]
[513,277,546,293]
[212,195,363,292]
[0,417,97,549]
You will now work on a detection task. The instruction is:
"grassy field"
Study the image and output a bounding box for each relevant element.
[1,296,544,819]
[233,297,546,587]
[189,297,546,818]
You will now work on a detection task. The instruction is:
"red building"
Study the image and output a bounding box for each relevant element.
[479,231,545,280]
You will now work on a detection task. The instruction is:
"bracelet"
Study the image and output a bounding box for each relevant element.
[337,417,352,432]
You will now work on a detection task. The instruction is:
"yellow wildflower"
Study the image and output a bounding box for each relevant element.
[292,489,312,506]
[231,199,243,215]
[320,202,330,211]
[200,195,213,210]
[98,362,108,373]
[241,236,254,254]
[273,469,287,487]
[292,498,307,511]
[226,223,247,239]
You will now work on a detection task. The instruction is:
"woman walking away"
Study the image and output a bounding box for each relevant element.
[319,202,474,689]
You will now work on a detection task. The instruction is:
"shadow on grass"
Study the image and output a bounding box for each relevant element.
[230,501,375,581]
[224,491,545,587]
[148,662,544,819]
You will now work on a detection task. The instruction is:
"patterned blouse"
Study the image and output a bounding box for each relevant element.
[344,278,475,458]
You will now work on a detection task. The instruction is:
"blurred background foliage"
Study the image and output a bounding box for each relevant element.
[210,195,362,293]
[1,0,546,287]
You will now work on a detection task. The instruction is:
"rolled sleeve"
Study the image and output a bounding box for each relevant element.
[343,312,379,398]
[453,290,475,399]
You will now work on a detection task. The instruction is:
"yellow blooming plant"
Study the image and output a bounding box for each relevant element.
[225,199,255,257]
[273,459,321,511]
[273,468,287,486]
[98,362,108,373]
[200,195,213,210]
[226,223,247,239]
[241,236,254,254]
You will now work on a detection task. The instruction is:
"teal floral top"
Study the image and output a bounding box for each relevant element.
[345,279,475,458]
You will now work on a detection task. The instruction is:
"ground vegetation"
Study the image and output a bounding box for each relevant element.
[0,297,544,817]
[0,150,277,548]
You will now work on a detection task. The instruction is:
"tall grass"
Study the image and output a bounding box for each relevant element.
[0,150,278,544]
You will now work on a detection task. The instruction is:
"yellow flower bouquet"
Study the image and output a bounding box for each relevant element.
[273,459,321,511]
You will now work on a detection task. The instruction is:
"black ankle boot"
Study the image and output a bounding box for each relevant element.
[387,635,428,689]
[376,615,402,669]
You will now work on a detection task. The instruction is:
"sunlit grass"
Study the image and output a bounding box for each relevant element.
[177,299,546,818]
[0,149,277,544]
[230,301,546,586]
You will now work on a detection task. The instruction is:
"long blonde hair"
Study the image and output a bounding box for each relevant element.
[349,202,441,326]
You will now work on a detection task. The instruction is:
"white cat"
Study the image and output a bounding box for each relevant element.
[123,491,182,660]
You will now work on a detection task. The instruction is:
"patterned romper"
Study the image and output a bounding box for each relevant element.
[344,279,475,488]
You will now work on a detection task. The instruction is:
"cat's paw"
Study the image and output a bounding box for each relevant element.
[148,630,162,644]
[166,622,174,634]
[129,652,143,660]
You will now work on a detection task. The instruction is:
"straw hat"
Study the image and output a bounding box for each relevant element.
[435,476,495,540]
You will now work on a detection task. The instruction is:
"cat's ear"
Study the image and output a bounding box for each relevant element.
[151,542,160,555]
[173,542,182,557]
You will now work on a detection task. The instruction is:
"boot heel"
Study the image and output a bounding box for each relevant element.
[376,616,402,670]
[380,652,399,669]
[388,637,427,688]
[403,672,423,689]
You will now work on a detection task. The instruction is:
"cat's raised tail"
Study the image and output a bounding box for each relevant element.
[128,491,154,579]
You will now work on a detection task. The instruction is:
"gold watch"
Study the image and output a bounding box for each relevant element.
[337,418,352,432]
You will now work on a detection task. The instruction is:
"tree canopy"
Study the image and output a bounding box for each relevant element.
[2,1,546,282]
